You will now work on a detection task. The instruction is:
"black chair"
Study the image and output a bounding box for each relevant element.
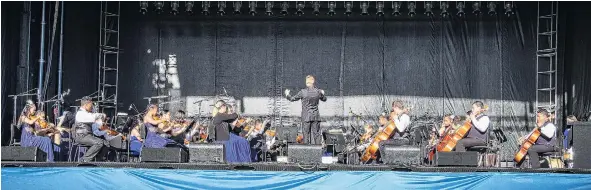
[466,127,502,167]
[9,124,21,146]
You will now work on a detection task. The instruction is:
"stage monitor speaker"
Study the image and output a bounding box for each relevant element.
[141,147,188,163]
[436,151,478,167]
[287,144,323,164]
[572,122,591,169]
[1,146,46,162]
[188,143,225,163]
[382,145,421,166]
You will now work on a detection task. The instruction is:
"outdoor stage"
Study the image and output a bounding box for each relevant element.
[2,162,591,189]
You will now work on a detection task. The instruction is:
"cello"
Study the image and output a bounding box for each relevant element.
[360,115,397,163]
[514,127,541,163]
[435,105,488,153]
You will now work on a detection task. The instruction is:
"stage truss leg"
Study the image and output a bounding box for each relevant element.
[97,1,121,115]
[535,1,559,121]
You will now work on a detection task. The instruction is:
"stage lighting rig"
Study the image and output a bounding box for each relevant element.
[504,2,514,16]
[140,1,148,14]
[171,1,180,15]
[218,1,226,16]
[440,2,449,17]
[361,1,369,15]
[312,1,321,15]
[280,1,289,16]
[233,1,241,15]
[392,1,401,16]
[376,2,384,16]
[456,1,465,17]
[186,1,194,14]
[424,1,433,16]
[249,1,257,16]
[408,2,417,17]
[472,2,481,15]
[487,2,497,16]
[202,1,211,15]
[345,1,353,15]
[328,1,336,16]
[154,1,164,14]
[265,1,273,16]
[296,1,305,16]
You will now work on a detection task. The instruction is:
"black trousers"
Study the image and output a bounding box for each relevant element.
[75,133,107,162]
[454,137,487,152]
[525,144,556,168]
[303,121,321,144]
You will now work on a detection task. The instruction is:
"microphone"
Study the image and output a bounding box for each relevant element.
[128,104,133,110]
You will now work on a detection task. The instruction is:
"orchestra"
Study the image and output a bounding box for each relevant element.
[9,74,572,169]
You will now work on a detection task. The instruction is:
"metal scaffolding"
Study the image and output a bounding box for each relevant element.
[535,1,559,120]
[97,1,121,115]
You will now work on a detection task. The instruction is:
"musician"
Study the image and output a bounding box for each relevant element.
[143,105,180,148]
[377,101,411,160]
[285,75,327,144]
[455,101,490,152]
[517,109,557,168]
[169,110,193,144]
[18,100,58,162]
[33,110,63,145]
[212,100,252,163]
[438,114,462,137]
[74,97,107,162]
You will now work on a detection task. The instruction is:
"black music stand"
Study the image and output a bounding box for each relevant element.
[276,126,299,143]
[323,130,346,154]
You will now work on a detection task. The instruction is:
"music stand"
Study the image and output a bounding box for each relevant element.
[323,130,346,154]
[276,126,299,143]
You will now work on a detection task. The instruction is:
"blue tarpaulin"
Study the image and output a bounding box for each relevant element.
[2,167,591,189]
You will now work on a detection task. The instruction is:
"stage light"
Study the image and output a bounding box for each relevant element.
[456,1,465,17]
[361,1,369,15]
[218,1,226,16]
[328,1,336,16]
[296,1,305,16]
[376,2,384,16]
[312,1,321,15]
[440,2,449,17]
[249,1,257,16]
[186,1,194,14]
[424,1,433,16]
[154,1,164,14]
[408,2,416,17]
[233,1,241,15]
[280,1,288,16]
[171,1,180,15]
[392,1,401,16]
[202,1,210,15]
[504,2,514,15]
[345,1,353,15]
[140,1,149,14]
[265,1,273,16]
[472,2,481,15]
[487,2,496,16]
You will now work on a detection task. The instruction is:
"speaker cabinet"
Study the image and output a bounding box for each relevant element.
[572,122,591,169]
[382,145,421,165]
[436,151,478,167]
[141,147,188,163]
[1,146,47,162]
[188,143,225,163]
[287,144,323,164]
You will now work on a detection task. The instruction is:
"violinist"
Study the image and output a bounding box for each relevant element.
[454,101,490,152]
[247,119,268,162]
[74,97,107,162]
[212,100,252,163]
[169,110,194,145]
[33,110,64,145]
[143,105,181,148]
[18,100,57,162]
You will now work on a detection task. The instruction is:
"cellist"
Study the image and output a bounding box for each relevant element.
[516,109,557,168]
[455,101,490,152]
[376,101,411,161]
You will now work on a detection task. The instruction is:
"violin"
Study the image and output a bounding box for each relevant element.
[98,117,126,140]
[296,133,304,144]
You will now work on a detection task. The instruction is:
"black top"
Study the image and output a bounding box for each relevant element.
[286,87,327,122]
[212,113,238,141]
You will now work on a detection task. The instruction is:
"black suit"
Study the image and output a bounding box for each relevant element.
[286,87,327,144]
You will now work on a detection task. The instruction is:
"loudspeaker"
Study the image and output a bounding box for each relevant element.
[141,147,188,163]
[287,144,323,164]
[436,151,478,167]
[572,122,591,169]
[382,145,421,165]
[188,143,225,163]
[1,146,47,162]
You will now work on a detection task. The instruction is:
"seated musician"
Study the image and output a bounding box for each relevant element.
[74,97,107,162]
[438,114,462,137]
[516,109,557,169]
[379,101,411,145]
[143,105,182,148]
[18,101,59,162]
[91,115,126,158]
[169,110,194,145]
[33,110,64,145]
[246,119,268,162]
[129,120,144,156]
[212,100,252,163]
[263,129,281,162]
[455,101,490,152]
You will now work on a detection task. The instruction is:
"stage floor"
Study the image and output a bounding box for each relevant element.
[2,161,590,174]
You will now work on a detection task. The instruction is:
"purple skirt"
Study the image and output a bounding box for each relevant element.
[20,125,56,162]
[143,123,177,148]
[224,133,252,163]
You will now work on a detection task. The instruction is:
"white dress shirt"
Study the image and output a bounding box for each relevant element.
[394,114,411,132]
[540,122,556,139]
[471,115,490,133]
[75,108,100,123]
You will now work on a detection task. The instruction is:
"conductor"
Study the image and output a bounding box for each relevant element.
[285,75,327,144]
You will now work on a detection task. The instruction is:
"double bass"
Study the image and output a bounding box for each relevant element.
[360,115,397,163]
[514,127,541,163]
